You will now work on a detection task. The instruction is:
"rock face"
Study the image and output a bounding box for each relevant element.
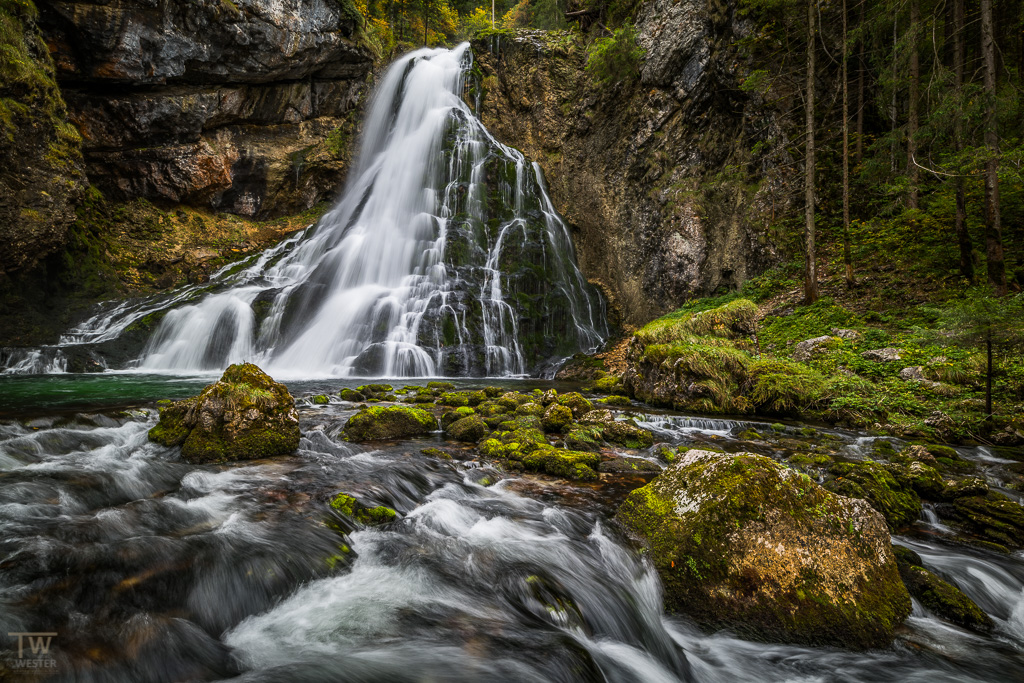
[0,0,86,275]
[615,449,911,648]
[148,363,300,463]
[36,0,372,219]
[472,16,785,325]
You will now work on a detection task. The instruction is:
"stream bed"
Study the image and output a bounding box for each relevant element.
[1,375,1023,681]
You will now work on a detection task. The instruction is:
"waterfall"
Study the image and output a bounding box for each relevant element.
[11,43,605,378]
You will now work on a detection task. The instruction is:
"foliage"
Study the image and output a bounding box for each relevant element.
[584,23,644,87]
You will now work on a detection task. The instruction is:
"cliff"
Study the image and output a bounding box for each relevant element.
[472,3,788,326]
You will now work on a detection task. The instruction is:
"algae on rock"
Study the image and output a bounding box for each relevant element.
[615,449,911,649]
[148,362,300,463]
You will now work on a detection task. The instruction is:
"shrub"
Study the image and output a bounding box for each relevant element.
[585,23,644,87]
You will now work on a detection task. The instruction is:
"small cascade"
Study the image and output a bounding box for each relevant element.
[635,414,761,438]
[4,44,605,378]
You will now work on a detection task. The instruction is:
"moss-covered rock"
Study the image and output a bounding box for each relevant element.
[578,409,654,448]
[825,461,922,529]
[563,424,604,451]
[311,394,330,405]
[148,363,300,464]
[542,403,573,432]
[342,405,436,441]
[515,401,546,417]
[892,545,993,633]
[615,450,911,649]
[330,493,397,526]
[440,406,475,429]
[436,390,487,407]
[446,414,488,442]
[556,392,594,418]
[941,476,989,500]
[339,388,365,402]
[949,494,1024,549]
[521,447,600,481]
[895,461,945,499]
[589,375,626,395]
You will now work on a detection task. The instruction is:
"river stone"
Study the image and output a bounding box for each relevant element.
[792,335,834,362]
[342,405,437,441]
[891,546,993,633]
[615,449,911,648]
[148,363,300,463]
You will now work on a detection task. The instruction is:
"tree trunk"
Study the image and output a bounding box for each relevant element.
[805,0,818,304]
[981,0,1007,295]
[907,0,920,209]
[953,0,974,281]
[843,0,853,285]
[855,0,866,164]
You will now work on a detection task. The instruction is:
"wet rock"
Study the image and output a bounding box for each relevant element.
[941,477,989,500]
[339,389,365,402]
[516,402,547,418]
[148,362,299,463]
[793,335,834,362]
[342,405,436,441]
[542,403,573,432]
[578,410,655,449]
[556,392,594,419]
[892,461,945,499]
[330,493,397,526]
[891,545,993,633]
[615,450,911,648]
[521,448,600,481]
[446,415,488,442]
[599,456,662,473]
[861,348,903,363]
[825,461,922,529]
[949,494,1024,549]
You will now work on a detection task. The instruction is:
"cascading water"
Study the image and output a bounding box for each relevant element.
[6,43,605,378]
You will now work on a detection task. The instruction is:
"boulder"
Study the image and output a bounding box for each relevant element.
[825,461,922,529]
[578,409,655,448]
[899,366,927,381]
[615,450,911,648]
[831,328,861,340]
[891,545,993,633]
[148,363,300,463]
[342,406,436,441]
[541,403,573,432]
[793,335,834,362]
[446,415,488,442]
[861,348,903,363]
[949,494,1024,549]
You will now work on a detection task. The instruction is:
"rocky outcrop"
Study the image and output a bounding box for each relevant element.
[615,449,912,648]
[0,0,86,276]
[472,12,786,325]
[148,362,300,463]
[37,0,373,219]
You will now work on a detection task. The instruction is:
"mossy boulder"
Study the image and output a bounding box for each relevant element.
[515,402,546,417]
[446,414,488,442]
[330,493,397,526]
[342,405,436,441]
[311,394,330,405]
[949,494,1024,549]
[578,409,654,448]
[541,403,573,432]
[615,450,911,649]
[339,388,365,402]
[563,424,604,451]
[440,406,475,429]
[892,545,993,633]
[148,363,300,464]
[589,375,626,395]
[521,448,600,481]
[894,461,945,499]
[437,390,487,407]
[556,392,594,418]
[941,476,989,500]
[825,461,922,529]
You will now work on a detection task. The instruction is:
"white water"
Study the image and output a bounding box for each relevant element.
[14,44,604,378]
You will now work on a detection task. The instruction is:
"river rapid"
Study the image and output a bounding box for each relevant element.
[1,376,1023,682]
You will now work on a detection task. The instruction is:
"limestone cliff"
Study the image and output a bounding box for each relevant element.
[472,4,789,326]
[0,0,86,276]
[37,0,373,219]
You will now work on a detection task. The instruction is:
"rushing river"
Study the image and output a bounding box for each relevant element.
[2,376,1023,682]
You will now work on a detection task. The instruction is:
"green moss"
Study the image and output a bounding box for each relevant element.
[311,394,330,405]
[616,450,911,649]
[330,492,397,525]
[421,447,452,460]
[950,494,1024,548]
[343,405,436,441]
[521,448,600,481]
[598,395,631,406]
[893,546,993,633]
[339,388,365,402]
[825,461,922,529]
[445,414,488,442]
[436,390,487,407]
[556,392,594,418]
